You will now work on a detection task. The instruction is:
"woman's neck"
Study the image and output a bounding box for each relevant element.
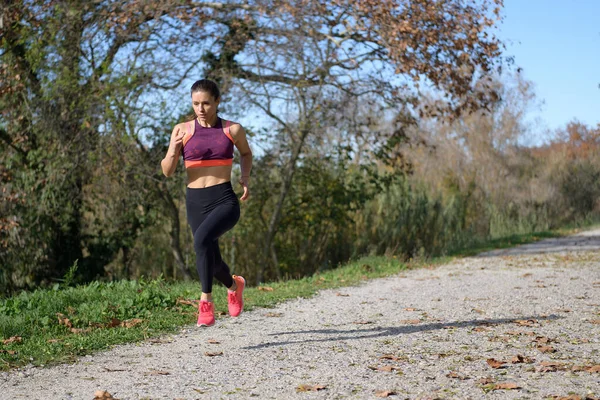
[197,115,218,127]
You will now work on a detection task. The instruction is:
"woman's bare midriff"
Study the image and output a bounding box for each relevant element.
[186,165,233,188]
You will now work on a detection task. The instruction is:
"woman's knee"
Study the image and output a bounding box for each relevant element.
[193,229,213,252]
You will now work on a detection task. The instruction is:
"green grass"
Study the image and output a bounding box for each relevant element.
[0,227,577,370]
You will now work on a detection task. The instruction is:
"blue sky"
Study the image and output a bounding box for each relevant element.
[499,0,600,139]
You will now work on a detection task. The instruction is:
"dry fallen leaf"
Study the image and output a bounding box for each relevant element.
[296,384,326,392]
[486,358,506,369]
[120,319,143,328]
[375,390,397,397]
[379,354,401,361]
[94,390,118,399]
[585,364,600,373]
[176,298,199,307]
[472,326,490,332]
[537,345,556,353]
[2,336,22,345]
[145,370,170,376]
[533,336,555,344]
[264,312,283,317]
[515,319,537,326]
[336,292,350,297]
[399,319,421,325]
[403,307,418,311]
[368,365,401,372]
[204,351,223,357]
[353,320,373,325]
[511,355,535,364]
[477,377,494,385]
[207,339,220,344]
[258,286,274,292]
[70,327,92,334]
[589,320,600,325]
[538,361,568,372]
[106,318,121,328]
[446,371,469,380]
[56,313,72,328]
[492,382,520,390]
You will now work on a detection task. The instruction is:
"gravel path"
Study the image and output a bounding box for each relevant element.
[2,230,600,399]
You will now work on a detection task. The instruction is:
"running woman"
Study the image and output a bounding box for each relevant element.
[161,79,252,327]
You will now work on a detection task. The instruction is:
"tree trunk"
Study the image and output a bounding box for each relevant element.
[154,180,192,280]
[166,192,192,280]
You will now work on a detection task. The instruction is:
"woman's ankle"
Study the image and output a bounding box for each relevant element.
[201,292,212,302]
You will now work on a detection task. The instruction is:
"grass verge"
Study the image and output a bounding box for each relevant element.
[0,227,575,371]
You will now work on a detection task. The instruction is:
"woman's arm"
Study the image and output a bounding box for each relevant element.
[230,123,253,201]
[161,124,185,177]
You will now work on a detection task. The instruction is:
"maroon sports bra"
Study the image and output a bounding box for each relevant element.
[181,118,234,168]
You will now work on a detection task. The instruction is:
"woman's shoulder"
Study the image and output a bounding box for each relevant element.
[221,118,241,127]
[173,119,195,133]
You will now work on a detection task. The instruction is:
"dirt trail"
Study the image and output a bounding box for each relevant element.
[2,230,599,399]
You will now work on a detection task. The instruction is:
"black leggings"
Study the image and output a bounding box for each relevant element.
[186,182,240,293]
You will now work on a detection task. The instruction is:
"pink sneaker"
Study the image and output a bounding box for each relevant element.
[227,275,245,317]
[197,300,215,327]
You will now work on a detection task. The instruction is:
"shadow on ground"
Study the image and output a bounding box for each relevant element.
[243,315,562,350]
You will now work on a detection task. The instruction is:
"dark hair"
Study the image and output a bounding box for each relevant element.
[190,79,220,100]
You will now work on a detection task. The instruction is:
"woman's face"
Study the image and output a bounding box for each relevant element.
[191,90,220,123]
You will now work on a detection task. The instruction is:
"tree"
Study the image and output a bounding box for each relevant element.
[0,0,213,290]
[0,0,508,290]
[197,0,506,282]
